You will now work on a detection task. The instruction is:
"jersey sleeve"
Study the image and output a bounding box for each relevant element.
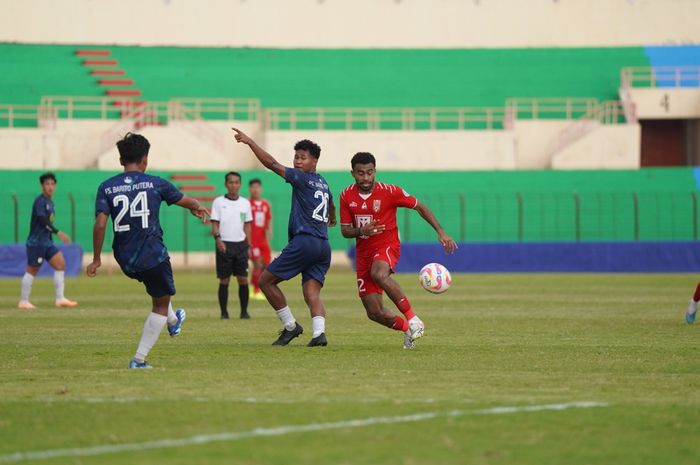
[95,184,110,216]
[33,197,49,218]
[284,167,308,189]
[265,201,272,223]
[210,198,221,222]
[339,191,352,225]
[244,200,253,223]
[159,178,185,206]
[392,185,418,209]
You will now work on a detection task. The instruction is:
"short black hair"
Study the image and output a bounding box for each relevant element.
[294,139,321,159]
[249,178,262,187]
[117,132,150,165]
[39,172,56,184]
[351,152,376,169]
[225,171,241,182]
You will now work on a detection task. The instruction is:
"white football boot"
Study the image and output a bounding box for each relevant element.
[408,316,425,340]
[403,331,416,350]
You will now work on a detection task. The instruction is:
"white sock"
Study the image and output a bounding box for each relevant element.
[166,302,178,325]
[53,270,65,301]
[134,312,168,362]
[20,272,34,302]
[689,300,698,315]
[312,316,325,338]
[275,306,296,331]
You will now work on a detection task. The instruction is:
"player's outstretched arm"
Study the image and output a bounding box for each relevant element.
[414,201,458,254]
[86,213,108,277]
[176,195,210,222]
[231,127,287,178]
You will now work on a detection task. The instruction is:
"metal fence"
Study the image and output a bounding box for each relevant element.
[3,191,698,255]
[424,191,698,243]
[504,97,599,121]
[264,107,507,131]
[2,96,633,130]
[621,66,700,88]
[0,96,262,128]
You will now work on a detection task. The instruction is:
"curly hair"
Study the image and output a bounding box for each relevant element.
[294,139,321,159]
[351,152,376,169]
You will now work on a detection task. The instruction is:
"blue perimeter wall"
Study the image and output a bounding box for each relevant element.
[0,244,83,277]
[349,242,700,273]
[4,242,700,276]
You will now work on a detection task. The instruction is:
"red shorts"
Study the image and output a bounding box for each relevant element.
[251,241,271,265]
[355,245,400,297]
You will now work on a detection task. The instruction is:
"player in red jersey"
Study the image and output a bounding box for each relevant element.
[339,152,457,349]
[248,178,272,300]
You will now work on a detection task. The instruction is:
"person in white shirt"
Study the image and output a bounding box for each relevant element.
[210,171,253,319]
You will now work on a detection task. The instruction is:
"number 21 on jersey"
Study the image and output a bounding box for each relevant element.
[113,191,150,232]
[312,190,329,223]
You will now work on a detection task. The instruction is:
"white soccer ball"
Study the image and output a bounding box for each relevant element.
[419,263,452,294]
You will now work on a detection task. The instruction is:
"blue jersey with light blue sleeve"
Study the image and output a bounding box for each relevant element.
[95,171,183,274]
[26,195,56,247]
[284,167,332,241]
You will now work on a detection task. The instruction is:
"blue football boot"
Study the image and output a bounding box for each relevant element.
[168,308,187,337]
[128,359,152,369]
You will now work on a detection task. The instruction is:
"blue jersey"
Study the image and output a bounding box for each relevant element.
[95,171,183,274]
[26,195,55,247]
[284,167,333,240]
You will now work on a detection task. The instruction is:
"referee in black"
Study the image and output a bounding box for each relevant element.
[210,171,253,319]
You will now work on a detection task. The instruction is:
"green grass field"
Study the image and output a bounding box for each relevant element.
[1,270,699,464]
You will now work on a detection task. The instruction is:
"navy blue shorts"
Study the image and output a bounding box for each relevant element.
[26,245,60,267]
[124,259,176,298]
[266,234,331,285]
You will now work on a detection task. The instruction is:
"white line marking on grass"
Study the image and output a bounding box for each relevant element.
[0,401,607,463]
[27,396,472,405]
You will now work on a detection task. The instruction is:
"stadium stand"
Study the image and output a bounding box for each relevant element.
[0,44,102,104]
[0,43,651,117]
[1,44,698,262]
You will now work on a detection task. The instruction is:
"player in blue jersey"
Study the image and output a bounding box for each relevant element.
[86,133,209,369]
[18,172,78,309]
[232,127,336,347]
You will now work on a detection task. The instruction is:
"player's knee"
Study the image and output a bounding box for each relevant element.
[370,269,389,286]
[303,292,321,308]
[259,272,274,289]
[364,306,382,321]
[219,277,230,285]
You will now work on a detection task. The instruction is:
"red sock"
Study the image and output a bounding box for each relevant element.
[392,316,409,332]
[396,297,416,321]
[252,268,262,293]
[693,282,700,302]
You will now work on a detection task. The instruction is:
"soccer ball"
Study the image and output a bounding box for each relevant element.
[419,263,452,294]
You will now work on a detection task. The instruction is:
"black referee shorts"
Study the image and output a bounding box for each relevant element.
[216,241,249,278]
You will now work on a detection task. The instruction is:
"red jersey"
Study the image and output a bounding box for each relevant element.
[339,182,418,257]
[250,199,272,246]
